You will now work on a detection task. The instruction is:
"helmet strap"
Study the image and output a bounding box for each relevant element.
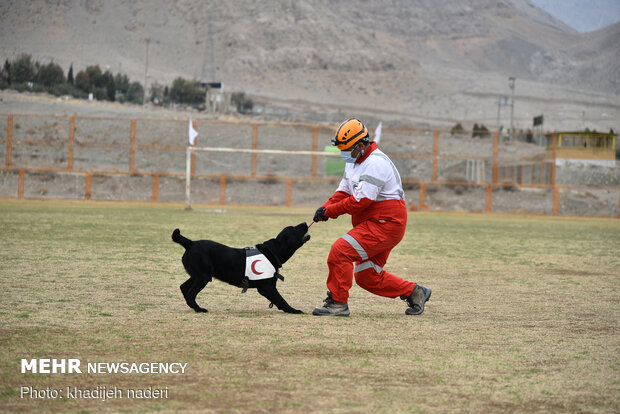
[352,140,369,161]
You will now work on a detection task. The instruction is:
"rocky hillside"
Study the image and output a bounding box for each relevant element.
[1,0,618,131]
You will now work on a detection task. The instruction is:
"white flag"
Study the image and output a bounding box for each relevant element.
[189,118,198,146]
[373,122,383,144]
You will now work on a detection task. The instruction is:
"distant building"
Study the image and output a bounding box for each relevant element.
[546,131,616,167]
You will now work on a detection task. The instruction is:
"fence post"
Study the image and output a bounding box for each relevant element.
[551,133,559,215]
[486,184,493,213]
[67,116,75,170]
[432,130,439,182]
[312,126,319,178]
[18,169,24,198]
[152,174,159,202]
[219,176,227,204]
[129,119,136,172]
[85,173,92,200]
[285,179,293,206]
[251,124,258,177]
[539,163,543,186]
[492,132,499,185]
[6,115,13,168]
[419,183,428,211]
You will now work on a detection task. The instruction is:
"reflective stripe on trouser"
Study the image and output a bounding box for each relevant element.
[326,217,415,303]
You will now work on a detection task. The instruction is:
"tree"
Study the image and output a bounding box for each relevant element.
[1,59,10,84]
[67,64,74,85]
[450,123,465,136]
[126,81,144,104]
[37,61,65,87]
[10,54,36,84]
[472,123,479,138]
[85,65,103,88]
[169,77,205,105]
[149,82,165,103]
[74,70,90,92]
[101,70,115,101]
[478,124,490,138]
[472,123,490,138]
[114,73,129,95]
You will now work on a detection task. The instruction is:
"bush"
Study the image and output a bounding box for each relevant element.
[126,81,144,104]
[231,92,253,113]
[92,86,108,101]
[48,83,86,98]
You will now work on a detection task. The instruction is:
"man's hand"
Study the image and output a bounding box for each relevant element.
[313,206,329,222]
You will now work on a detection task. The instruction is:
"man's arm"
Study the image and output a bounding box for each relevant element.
[324,195,374,218]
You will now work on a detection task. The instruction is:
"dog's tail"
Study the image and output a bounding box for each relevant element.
[172,228,192,249]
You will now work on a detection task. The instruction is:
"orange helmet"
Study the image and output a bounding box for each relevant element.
[332,118,369,150]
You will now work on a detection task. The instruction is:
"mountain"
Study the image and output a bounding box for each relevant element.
[1,0,618,131]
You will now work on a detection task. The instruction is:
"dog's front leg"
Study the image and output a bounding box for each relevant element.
[257,283,303,314]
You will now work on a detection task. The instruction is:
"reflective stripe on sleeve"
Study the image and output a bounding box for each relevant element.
[359,174,385,188]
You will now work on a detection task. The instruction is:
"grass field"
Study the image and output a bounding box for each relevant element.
[0,199,618,413]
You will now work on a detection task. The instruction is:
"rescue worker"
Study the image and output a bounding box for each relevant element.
[312,118,431,317]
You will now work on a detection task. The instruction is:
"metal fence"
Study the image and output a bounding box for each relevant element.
[0,113,618,217]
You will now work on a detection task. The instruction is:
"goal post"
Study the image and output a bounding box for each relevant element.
[184,146,340,209]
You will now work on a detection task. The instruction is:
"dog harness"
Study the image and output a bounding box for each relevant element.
[241,246,284,294]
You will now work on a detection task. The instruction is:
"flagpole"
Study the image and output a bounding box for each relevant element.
[185,146,192,210]
[186,118,198,210]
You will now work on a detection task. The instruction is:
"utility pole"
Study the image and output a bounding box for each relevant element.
[496,95,502,132]
[508,77,516,139]
[200,14,216,82]
[143,38,150,105]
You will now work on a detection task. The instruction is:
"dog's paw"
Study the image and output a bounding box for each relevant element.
[287,309,304,314]
[194,307,208,313]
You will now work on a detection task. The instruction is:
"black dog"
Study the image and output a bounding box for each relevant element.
[172,222,310,314]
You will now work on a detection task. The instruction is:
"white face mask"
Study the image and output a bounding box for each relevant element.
[340,151,358,163]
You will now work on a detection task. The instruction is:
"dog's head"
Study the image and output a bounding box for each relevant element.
[264,222,310,266]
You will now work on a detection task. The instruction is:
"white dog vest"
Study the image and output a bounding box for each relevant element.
[241,247,285,300]
[244,246,276,281]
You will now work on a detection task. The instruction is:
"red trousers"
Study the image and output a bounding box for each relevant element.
[326,200,415,303]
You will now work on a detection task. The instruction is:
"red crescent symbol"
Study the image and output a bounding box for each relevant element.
[251,259,263,275]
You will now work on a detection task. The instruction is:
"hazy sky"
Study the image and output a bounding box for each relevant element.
[531,0,620,32]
